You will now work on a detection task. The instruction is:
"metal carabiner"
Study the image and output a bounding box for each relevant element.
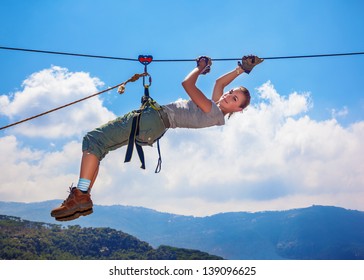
[138,55,153,87]
[142,69,152,88]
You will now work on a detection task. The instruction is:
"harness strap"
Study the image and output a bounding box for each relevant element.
[155,139,162,173]
[124,111,146,170]
[135,142,146,170]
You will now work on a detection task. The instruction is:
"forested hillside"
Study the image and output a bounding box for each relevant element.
[0,215,222,260]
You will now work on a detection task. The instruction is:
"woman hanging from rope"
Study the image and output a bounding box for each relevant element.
[50,54,263,221]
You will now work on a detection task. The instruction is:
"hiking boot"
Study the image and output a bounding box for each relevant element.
[51,187,93,221]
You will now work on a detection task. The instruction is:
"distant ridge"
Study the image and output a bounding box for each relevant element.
[1,201,364,260]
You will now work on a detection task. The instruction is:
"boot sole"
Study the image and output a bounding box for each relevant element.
[51,202,93,218]
[54,208,93,222]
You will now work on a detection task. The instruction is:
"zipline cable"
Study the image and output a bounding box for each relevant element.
[1,46,364,62]
[0,46,138,61]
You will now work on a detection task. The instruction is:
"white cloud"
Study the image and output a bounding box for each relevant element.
[0,66,116,138]
[331,106,349,119]
[0,76,363,217]
[0,135,80,201]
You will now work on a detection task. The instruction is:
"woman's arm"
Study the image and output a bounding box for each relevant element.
[212,55,264,102]
[212,66,244,102]
[182,60,212,113]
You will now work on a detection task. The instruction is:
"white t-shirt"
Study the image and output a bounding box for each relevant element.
[163,99,225,129]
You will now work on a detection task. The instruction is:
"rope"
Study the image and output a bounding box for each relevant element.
[0,73,147,131]
[1,46,364,62]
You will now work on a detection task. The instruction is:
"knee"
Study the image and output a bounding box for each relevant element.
[82,134,104,161]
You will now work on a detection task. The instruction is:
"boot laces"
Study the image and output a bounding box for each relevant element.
[61,184,76,205]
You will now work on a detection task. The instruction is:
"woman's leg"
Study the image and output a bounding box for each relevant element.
[50,152,98,221]
[51,113,133,221]
[89,164,99,191]
[77,151,100,192]
[80,151,100,183]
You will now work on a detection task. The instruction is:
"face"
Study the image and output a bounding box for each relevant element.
[218,88,247,114]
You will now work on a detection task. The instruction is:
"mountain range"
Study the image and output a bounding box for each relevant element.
[1,201,364,259]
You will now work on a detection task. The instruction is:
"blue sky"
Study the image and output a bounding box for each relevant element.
[0,0,363,216]
[1,0,363,123]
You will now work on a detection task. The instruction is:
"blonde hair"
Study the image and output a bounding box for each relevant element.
[228,86,251,119]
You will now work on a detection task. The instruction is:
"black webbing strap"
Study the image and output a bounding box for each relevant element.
[155,139,162,173]
[124,111,146,169]
[135,143,146,170]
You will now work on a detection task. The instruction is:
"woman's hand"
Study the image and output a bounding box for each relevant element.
[238,55,264,74]
[196,56,212,75]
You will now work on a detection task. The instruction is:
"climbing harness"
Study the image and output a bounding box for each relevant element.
[123,55,168,173]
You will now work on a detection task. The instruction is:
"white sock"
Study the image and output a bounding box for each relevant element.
[77,178,91,193]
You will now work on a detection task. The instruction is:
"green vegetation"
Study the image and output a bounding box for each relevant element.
[0,215,222,260]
